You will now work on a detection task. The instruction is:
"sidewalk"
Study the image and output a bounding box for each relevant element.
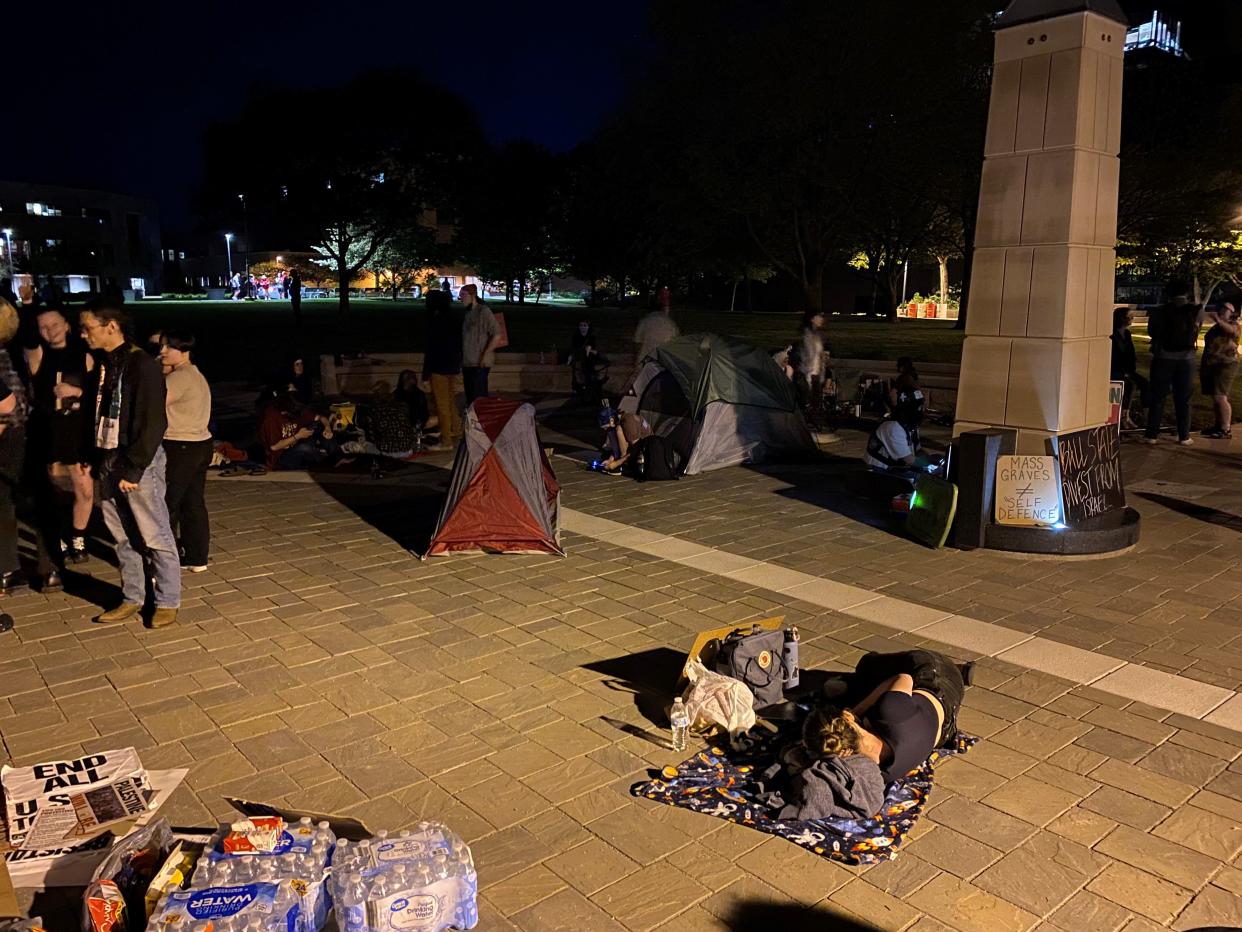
[1,427,1240,929]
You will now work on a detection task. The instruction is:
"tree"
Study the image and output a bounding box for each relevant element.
[198,70,484,315]
[371,224,441,300]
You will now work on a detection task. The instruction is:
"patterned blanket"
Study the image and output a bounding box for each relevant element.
[632,728,977,865]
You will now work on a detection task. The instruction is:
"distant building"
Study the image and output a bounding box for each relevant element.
[1124,10,1184,58]
[0,181,163,298]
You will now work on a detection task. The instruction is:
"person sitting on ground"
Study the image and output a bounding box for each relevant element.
[393,369,432,435]
[258,391,340,470]
[568,320,608,401]
[1200,300,1240,440]
[1110,307,1147,429]
[822,650,974,784]
[757,705,886,821]
[598,404,653,475]
[862,387,928,478]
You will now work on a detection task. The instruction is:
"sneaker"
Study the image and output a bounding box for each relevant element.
[183,564,209,574]
[0,572,28,594]
[1200,427,1222,438]
[1139,436,1158,445]
[1178,437,1194,446]
[96,602,141,624]
[42,571,63,594]
[149,607,178,628]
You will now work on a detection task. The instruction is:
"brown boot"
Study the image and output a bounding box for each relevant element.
[96,603,141,624]
[150,607,178,629]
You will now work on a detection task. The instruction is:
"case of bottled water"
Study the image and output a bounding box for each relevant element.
[145,879,303,930]
[328,822,478,932]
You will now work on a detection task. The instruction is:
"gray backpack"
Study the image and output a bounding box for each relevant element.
[714,626,791,708]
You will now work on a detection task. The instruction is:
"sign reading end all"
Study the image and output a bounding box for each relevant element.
[994,455,1063,528]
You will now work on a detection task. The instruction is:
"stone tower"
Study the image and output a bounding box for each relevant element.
[954,0,1128,455]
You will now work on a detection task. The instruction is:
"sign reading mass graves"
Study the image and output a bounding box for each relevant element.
[994,456,1062,527]
[1049,425,1125,523]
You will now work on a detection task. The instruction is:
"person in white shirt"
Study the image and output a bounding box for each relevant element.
[862,387,926,477]
[159,331,213,572]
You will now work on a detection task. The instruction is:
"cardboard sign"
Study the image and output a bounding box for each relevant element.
[994,456,1062,527]
[1107,380,1125,432]
[1049,425,1125,523]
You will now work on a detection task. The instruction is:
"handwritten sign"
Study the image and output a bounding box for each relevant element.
[994,456,1062,527]
[1107,380,1125,433]
[1050,425,1125,523]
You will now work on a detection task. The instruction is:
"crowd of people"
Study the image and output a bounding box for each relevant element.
[0,291,213,628]
[230,269,301,304]
[1112,279,1240,442]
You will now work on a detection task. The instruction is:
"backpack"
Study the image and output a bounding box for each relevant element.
[638,435,679,481]
[1154,304,1200,352]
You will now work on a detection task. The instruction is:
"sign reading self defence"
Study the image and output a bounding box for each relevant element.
[1049,425,1126,523]
[994,456,1062,527]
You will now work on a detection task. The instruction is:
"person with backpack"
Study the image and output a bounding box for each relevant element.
[1144,280,1203,445]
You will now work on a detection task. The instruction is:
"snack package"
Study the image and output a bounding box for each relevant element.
[223,818,283,855]
[84,879,127,932]
[146,880,300,930]
[0,921,49,932]
[84,819,174,931]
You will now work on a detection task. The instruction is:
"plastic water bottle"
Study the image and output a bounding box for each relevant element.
[670,698,690,752]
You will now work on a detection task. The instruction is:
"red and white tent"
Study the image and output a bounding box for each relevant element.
[425,397,563,556]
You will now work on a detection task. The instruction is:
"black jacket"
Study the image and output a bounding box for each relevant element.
[96,343,167,484]
[423,308,463,377]
[1110,329,1137,378]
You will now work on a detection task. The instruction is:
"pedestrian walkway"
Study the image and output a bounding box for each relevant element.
[2,430,1241,929]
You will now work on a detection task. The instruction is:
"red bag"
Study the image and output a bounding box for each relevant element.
[493,311,510,349]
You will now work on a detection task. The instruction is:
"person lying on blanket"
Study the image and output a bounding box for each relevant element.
[823,650,975,783]
[757,705,885,821]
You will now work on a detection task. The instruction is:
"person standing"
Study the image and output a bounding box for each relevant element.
[0,299,33,594]
[24,307,95,567]
[793,310,828,416]
[1200,300,1240,440]
[1111,307,1147,429]
[634,301,679,367]
[460,283,499,404]
[79,299,180,627]
[289,270,302,327]
[159,331,213,572]
[1144,280,1203,445]
[423,289,462,448]
[657,284,672,314]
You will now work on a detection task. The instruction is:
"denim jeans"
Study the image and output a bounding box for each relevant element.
[1146,356,1194,441]
[462,367,490,405]
[276,433,341,469]
[100,446,181,608]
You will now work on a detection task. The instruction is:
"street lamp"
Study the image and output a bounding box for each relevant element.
[224,233,234,281]
[2,229,13,282]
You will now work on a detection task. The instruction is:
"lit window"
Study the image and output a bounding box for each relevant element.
[45,239,61,248]
[26,202,62,217]
[179,251,185,260]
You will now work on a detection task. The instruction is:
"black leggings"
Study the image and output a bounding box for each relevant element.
[850,650,967,745]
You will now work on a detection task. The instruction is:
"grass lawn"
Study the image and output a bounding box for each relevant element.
[123,297,1233,431]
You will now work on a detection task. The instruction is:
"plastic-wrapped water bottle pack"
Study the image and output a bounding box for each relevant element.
[328,822,478,932]
[146,879,304,931]
[194,817,335,887]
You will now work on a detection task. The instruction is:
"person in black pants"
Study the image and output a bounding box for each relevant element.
[820,649,974,783]
[158,332,213,572]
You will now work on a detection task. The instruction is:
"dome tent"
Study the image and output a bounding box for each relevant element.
[426,397,563,556]
[632,333,816,475]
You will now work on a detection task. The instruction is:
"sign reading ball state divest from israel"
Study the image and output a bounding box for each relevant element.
[994,456,1062,528]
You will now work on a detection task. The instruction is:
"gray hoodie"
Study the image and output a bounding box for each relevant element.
[762,754,886,822]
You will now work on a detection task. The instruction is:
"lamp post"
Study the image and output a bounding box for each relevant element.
[2,229,13,283]
[225,233,234,282]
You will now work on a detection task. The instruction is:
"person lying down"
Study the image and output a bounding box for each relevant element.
[756,705,886,821]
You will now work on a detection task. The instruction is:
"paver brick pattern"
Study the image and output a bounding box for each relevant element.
[1,434,1241,928]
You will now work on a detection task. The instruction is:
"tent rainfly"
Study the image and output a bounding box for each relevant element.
[633,333,816,475]
[425,397,563,556]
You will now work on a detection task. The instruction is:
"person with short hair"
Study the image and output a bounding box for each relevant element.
[1111,306,1147,429]
[863,388,926,477]
[0,299,33,594]
[1144,280,1203,445]
[80,299,180,627]
[460,283,499,403]
[159,331,213,572]
[1199,300,1240,440]
[24,306,95,569]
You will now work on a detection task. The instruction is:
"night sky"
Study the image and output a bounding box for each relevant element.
[0,1,1219,234]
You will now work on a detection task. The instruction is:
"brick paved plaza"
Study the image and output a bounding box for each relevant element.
[4,416,1242,930]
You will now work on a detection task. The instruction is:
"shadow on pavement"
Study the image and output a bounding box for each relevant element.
[308,459,452,554]
[582,647,685,727]
[725,901,877,930]
[750,460,906,536]
[1134,491,1242,533]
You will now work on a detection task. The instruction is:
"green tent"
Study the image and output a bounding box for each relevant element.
[634,334,816,475]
